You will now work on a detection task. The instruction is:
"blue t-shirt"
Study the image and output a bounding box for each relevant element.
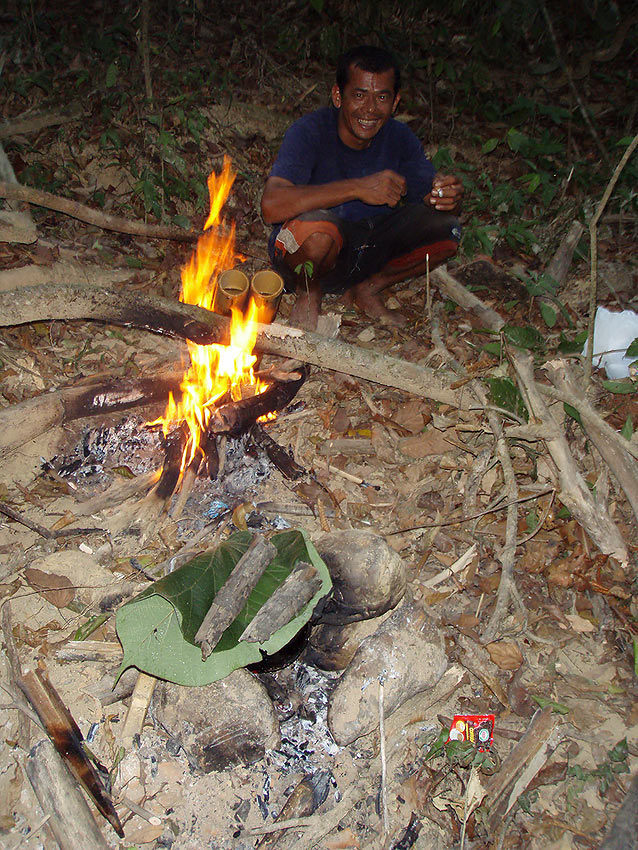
[269,106,435,222]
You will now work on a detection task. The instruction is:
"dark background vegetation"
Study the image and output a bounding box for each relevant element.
[1,0,636,269]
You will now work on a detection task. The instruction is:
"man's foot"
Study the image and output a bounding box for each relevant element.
[349,285,408,328]
[289,288,321,331]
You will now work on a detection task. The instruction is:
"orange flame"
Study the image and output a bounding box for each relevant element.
[149,157,270,471]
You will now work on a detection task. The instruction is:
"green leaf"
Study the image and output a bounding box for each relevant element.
[482,341,503,357]
[558,330,588,354]
[125,256,144,269]
[620,415,633,441]
[531,696,569,715]
[601,379,636,395]
[626,337,638,358]
[503,324,545,350]
[482,137,499,154]
[506,127,528,153]
[172,214,191,229]
[486,376,528,422]
[539,301,557,328]
[563,403,582,426]
[116,530,331,686]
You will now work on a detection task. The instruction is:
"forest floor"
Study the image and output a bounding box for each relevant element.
[1,4,637,850]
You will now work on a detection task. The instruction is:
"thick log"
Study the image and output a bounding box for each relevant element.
[0,371,183,457]
[0,180,199,241]
[19,668,124,837]
[240,561,321,643]
[0,283,459,405]
[195,534,277,659]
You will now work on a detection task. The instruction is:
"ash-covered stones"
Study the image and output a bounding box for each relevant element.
[313,529,406,623]
[327,600,448,746]
[151,669,279,773]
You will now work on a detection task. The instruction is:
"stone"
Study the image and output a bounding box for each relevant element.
[314,530,406,623]
[327,601,448,745]
[151,669,279,773]
[303,608,395,671]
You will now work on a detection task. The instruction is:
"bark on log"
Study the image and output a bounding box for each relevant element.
[0,283,460,405]
[25,739,111,850]
[195,534,277,659]
[432,267,505,331]
[207,370,306,437]
[240,561,321,643]
[545,220,585,285]
[0,371,183,457]
[0,180,199,242]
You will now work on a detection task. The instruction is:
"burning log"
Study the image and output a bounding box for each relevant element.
[194,534,277,659]
[0,369,183,457]
[207,368,306,437]
[155,425,189,501]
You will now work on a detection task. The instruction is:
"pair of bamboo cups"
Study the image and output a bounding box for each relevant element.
[212,269,284,325]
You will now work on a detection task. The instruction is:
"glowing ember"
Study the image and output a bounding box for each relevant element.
[149,157,270,470]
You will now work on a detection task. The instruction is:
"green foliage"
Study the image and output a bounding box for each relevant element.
[620,415,633,441]
[116,530,332,686]
[423,726,499,774]
[502,324,545,351]
[601,379,636,395]
[531,696,569,714]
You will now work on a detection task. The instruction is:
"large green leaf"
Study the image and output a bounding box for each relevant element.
[503,324,545,351]
[116,530,331,686]
[486,376,529,422]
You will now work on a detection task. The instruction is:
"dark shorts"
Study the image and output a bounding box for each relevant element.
[268,203,462,294]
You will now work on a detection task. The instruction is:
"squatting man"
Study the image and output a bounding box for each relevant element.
[261,45,463,330]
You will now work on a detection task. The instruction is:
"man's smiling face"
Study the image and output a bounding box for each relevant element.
[331,64,400,150]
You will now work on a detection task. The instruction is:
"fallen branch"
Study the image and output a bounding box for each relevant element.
[0,180,199,242]
[0,282,460,405]
[544,360,638,523]
[25,739,112,850]
[240,561,321,643]
[512,354,628,564]
[0,104,83,140]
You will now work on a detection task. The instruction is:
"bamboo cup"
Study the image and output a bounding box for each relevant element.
[250,270,284,325]
[212,269,249,316]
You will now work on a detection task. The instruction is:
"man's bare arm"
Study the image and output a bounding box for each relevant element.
[261,172,407,224]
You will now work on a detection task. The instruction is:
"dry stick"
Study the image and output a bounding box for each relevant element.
[1,602,31,749]
[512,354,628,564]
[195,534,277,659]
[0,180,198,242]
[0,501,102,541]
[540,2,609,166]
[0,282,460,405]
[25,739,111,850]
[584,131,638,382]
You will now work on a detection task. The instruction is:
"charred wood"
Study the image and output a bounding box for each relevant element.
[250,424,306,480]
[207,370,306,437]
[19,668,124,837]
[155,425,188,502]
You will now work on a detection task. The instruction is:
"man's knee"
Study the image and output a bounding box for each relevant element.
[297,230,340,266]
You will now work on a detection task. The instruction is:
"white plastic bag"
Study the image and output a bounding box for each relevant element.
[585,306,638,379]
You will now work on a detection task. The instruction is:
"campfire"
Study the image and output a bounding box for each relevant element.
[146,157,305,501]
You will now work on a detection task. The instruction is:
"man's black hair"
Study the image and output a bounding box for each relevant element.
[336,45,401,95]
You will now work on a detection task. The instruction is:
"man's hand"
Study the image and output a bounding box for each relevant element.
[426,174,464,212]
[355,170,407,207]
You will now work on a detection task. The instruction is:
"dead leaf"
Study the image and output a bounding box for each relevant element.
[24,568,75,609]
[325,828,360,849]
[399,429,451,458]
[564,613,596,633]
[485,640,523,671]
